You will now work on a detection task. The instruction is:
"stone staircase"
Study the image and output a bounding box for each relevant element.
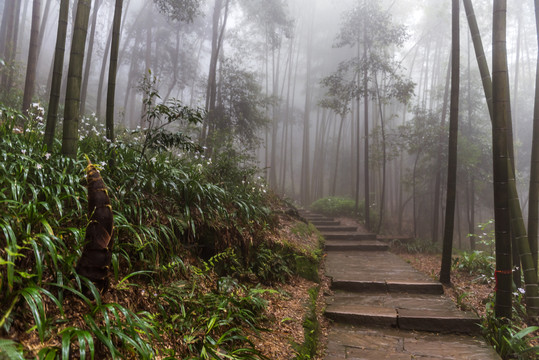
[300,210,500,359]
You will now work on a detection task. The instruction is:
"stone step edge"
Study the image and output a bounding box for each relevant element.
[310,221,341,226]
[323,233,378,240]
[324,243,389,252]
[325,307,480,334]
[331,280,444,295]
[316,226,358,232]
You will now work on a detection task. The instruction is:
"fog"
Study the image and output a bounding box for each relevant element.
[2,0,538,244]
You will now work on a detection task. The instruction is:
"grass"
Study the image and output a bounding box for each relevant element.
[0,101,321,358]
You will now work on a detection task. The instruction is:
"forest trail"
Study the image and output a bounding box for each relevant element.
[301,211,501,359]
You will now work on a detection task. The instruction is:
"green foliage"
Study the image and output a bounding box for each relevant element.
[292,287,320,360]
[469,219,496,255]
[391,238,440,254]
[480,301,539,359]
[0,338,25,359]
[452,250,494,283]
[310,196,358,217]
[149,274,272,360]
[211,59,271,150]
[252,245,294,284]
[0,102,282,358]
[153,0,202,22]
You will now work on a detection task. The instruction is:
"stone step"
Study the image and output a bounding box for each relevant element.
[325,292,480,334]
[323,232,377,241]
[325,240,388,252]
[316,225,357,232]
[310,220,341,226]
[304,215,334,221]
[331,280,444,295]
[325,324,501,359]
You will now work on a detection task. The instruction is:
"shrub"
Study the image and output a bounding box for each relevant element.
[310,196,358,217]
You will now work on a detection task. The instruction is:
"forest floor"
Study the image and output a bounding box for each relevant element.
[247,215,331,359]
[397,252,493,318]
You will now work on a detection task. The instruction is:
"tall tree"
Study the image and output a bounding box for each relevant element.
[300,2,315,206]
[530,0,539,275]
[0,0,21,95]
[491,0,513,318]
[22,0,41,114]
[44,0,69,150]
[80,0,103,115]
[465,0,539,316]
[440,0,459,285]
[201,0,230,146]
[61,0,92,157]
[333,1,407,225]
[106,0,123,142]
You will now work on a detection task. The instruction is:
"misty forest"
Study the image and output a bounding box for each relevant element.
[2,0,539,358]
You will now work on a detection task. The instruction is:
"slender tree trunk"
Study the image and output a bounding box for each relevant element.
[363,46,370,229]
[61,0,91,158]
[0,1,11,57]
[43,0,68,151]
[529,0,539,276]
[96,22,112,118]
[106,0,123,142]
[1,0,18,92]
[467,35,476,250]
[202,0,229,145]
[375,79,386,233]
[466,0,539,316]
[331,114,346,196]
[492,0,513,318]
[22,0,41,114]
[80,0,102,115]
[440,0,459,285]
[36,0,52,62]
[301,6,315,205]
[432,53,451,243]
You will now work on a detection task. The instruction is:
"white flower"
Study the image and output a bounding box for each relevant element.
[44,153,51,160]
[36,164,42,170]
[21,149,26,155]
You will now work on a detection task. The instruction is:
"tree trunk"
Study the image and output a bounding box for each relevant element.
[529,0,539,277]
[61,0,91,158]
[363,46,370,229]
[0,0,19,92]
[301,6,315,205]
[491,0,513,318]
[331,114,346,196]
[375,79,386,233]
[106,0,123,142]
[80,0,102,115]
[96,22,112,118]
[432,52,451,243]
[202,0,229,145]
[43,0,68,151]
[466,0,539,316]
[440,0,459,285]
[36,0,52,63]
[22,0,41,114]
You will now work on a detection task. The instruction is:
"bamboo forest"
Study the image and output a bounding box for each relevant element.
[3,0,539,358]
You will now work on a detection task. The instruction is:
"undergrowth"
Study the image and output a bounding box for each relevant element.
[292,286,320,360]
[0,101,312,358]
